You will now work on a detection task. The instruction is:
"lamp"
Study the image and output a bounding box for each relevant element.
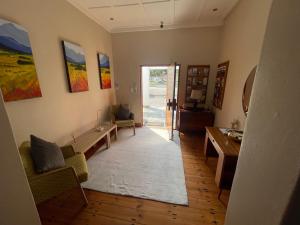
[190,89,202,109]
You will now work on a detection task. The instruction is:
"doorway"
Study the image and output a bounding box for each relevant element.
[141,65,180,132]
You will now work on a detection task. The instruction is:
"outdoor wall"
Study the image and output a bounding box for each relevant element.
[214,0,273,129]
[225,0,300,224]
[142,67,150,107]
[112,27,221,124]
[1,0,116,146]
[0,93,41,225]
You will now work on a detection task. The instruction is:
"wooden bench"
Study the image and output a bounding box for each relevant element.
[70,124,117,155]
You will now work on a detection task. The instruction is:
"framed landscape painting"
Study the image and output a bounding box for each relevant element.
[62,40,88,92]
[97,53,111,89]
[0,18,42,102]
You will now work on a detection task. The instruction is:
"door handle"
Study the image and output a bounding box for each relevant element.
[167,99,177,111]
[167,99,172,110]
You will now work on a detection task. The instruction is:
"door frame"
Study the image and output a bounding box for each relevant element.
[139,64,181,127]
[173,63,181,131]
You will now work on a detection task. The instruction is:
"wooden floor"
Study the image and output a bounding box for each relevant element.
[38,132,230,225]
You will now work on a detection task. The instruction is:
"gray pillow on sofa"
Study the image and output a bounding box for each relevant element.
[116,104,131,120]
[30,135,65,173]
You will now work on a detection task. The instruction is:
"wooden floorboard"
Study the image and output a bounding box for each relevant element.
[37,131,230,225]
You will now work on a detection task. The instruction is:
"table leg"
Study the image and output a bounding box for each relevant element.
[218,189,223,200]
[114,127,118,140]
[204,133,217,162]
[215,153,225,188]
[106,133,111,149]
[204,132,209,162]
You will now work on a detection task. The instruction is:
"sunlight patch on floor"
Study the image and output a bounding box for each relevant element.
[148,126,170,141]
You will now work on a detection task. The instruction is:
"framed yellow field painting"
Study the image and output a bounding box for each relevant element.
[0,18,42,102]
[62,40,88,92]
[98,53,112,89]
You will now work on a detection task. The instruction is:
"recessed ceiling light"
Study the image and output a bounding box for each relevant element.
[213,8,218,12]
[110,17,114,21]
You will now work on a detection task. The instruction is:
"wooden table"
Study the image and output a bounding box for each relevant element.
[204,127,241,198]
[70,124,117,154]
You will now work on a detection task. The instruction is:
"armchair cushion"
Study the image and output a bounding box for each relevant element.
[60,145,76,158]
[30,135,65,173]
[19,141,36,177]
[116,104,131,120]
[115,120,135,127]
[65,153,88,182]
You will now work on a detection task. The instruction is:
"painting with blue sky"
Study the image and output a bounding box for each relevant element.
[62,40,88,92]
[98,53,111,89]
[0,18,42,101]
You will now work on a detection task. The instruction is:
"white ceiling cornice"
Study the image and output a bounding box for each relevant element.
[66,0,239,34]
[110,21,224,34]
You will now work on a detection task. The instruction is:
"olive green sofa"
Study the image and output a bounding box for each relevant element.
[19,141,88,205]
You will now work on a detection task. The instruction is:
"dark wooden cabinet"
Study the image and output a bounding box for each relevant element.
[177,108,214,133]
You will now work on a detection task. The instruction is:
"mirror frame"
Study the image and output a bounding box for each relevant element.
[242,66,257,116]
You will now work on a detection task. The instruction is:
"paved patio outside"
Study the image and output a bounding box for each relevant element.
[143,86,166,127]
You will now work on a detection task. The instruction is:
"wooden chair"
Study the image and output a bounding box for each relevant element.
[111,104,135,135]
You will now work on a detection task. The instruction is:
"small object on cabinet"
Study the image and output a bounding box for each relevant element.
[190,90,202,109]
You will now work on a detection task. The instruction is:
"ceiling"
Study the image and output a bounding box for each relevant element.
[66,0,240,33]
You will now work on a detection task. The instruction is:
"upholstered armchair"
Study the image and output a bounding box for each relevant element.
[19,142,88,205]
[111,104,135,135]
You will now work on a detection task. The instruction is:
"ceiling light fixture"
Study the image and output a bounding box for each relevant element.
[160,21,164,29]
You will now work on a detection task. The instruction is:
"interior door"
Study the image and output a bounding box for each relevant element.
[166,62,179,140]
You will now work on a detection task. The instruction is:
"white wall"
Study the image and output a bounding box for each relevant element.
[225,0,300,224]
[214,0,273,129]
[0,93,41,225]
[112,27,221,123]
[1,0,116,146]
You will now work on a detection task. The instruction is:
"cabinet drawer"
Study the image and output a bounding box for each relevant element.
[208,133,222,154]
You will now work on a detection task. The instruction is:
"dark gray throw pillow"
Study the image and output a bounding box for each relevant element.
[116,104,131,120]
[30,135,65,173]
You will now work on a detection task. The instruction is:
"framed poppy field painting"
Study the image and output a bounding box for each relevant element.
[97,53,111,89]
[0,18,42,102]
[62,40,88,92]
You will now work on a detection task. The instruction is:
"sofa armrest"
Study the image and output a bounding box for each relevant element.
[61,145,76,158]
[29,167,79,204]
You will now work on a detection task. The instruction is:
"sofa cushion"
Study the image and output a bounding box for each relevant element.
[116,104,131,120]
[19,141,36,177]
[30,135,65,173]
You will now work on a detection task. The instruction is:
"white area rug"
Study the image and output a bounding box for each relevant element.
[82,127,188,205]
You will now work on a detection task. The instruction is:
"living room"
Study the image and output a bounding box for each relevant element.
[1,0,299,225]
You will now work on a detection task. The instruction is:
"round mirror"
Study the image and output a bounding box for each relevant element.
[242,66,257,116]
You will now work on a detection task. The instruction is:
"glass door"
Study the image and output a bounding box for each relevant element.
[166,62,179,140]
